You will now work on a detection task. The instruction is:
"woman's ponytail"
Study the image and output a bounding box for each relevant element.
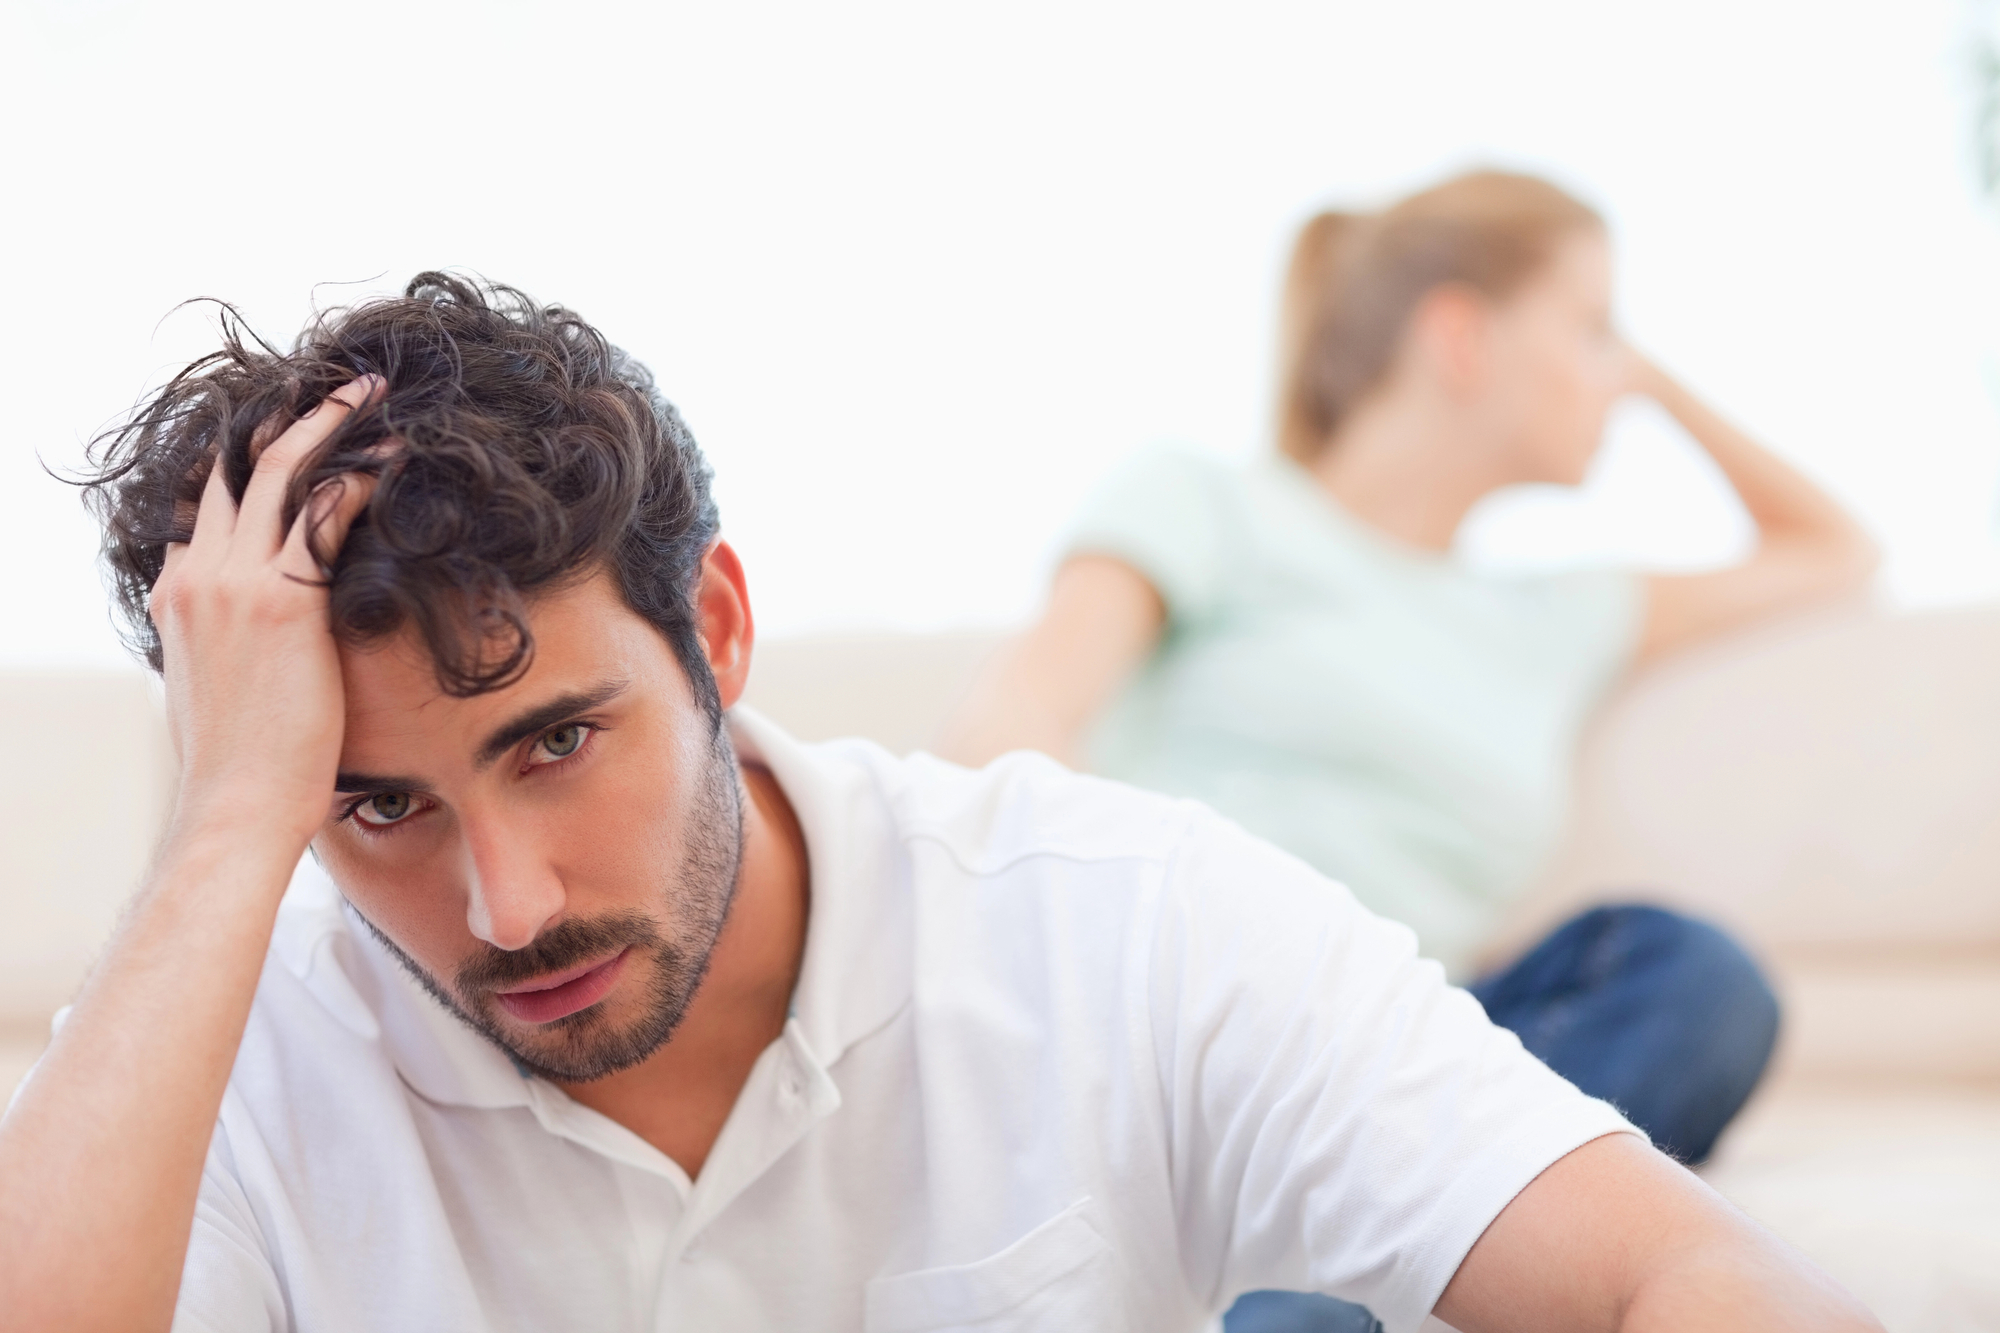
[1277,171,1602,464]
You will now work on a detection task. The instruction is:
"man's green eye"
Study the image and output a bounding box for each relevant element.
[542,725,584,758]
[356,792,414,826]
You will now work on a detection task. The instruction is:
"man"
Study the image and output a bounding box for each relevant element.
[0,273,1875,1332]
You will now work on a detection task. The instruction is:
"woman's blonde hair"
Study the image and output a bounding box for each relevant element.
[1277,170,1604,463]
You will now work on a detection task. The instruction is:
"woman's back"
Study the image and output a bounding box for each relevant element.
[939,168,1874,966]
[1076,445,1639,973]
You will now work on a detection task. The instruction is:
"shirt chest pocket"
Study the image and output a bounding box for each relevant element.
[862,1198,1127,1333]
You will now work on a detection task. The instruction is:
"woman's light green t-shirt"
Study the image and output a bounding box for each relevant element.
[1071,446,1643,977]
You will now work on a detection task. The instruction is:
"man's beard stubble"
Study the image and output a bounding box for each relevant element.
[357,725,746,1083]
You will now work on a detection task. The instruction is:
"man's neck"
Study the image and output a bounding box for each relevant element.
[557,758,810,1178]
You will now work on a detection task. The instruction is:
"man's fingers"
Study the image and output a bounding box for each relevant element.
[149,541,189,619]
[277,471,380,584]
[245,396,293,466]
[235,376,384,559]
[184,446,239,556]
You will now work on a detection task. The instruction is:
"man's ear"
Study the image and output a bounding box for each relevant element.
[694,539,755,711]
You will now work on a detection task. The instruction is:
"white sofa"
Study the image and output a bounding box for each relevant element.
[4,607,1997,1328]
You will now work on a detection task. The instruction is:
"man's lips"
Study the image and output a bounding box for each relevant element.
[492,949,630,1025]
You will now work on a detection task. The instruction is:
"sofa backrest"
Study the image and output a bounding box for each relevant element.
[741,609,2000,1083]
[743,608,2000,952]
[740,631,1003,757]
[0,671,173,1023]
[6,605,1997,1078]
[1498,603,2000,957]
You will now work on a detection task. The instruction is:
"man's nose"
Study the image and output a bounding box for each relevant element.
[460,817,565,951]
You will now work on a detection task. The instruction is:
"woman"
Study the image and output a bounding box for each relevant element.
[940,170,1876,1332]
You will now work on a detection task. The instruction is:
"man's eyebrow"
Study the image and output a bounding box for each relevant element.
[333,772,435,797]
[475,679,630,769]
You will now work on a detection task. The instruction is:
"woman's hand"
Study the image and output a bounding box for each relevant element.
[1616,351,1880,661]
[1615,343,1674,404]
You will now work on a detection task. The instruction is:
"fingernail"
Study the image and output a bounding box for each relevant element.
[333,374,383,405]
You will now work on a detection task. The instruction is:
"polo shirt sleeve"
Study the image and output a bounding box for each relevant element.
[1148,808,1641,1333]
[1065,445,1232,627]
[171,1119,285,1333]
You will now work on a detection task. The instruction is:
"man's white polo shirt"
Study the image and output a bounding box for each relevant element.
[168,709,1635,1333]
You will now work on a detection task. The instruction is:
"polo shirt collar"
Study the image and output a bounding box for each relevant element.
[335,893,536,1112]
[721,706,913,1071]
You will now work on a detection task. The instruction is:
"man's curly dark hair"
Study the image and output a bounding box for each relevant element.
[79,272,722,714]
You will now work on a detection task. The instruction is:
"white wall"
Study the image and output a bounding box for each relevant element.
[5,0,1998,670]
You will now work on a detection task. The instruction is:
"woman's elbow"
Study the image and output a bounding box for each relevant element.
[1776,524,1880,600]
[932,640,1084,769]
[1829,526,1883,593]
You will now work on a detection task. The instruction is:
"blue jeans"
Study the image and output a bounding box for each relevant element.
[1222,904,1779,1333]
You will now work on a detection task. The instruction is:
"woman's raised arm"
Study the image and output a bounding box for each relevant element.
[1633,355,1879,661]
[934,553,1165,769]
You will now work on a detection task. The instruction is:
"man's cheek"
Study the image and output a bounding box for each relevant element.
[333,870,468,979]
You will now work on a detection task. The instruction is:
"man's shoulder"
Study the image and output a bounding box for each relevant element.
[789,729,1357,921]
[245,861,528,1113]
[209,868,405,1128]
[260,860,382,1031]
[827,740,1209,881]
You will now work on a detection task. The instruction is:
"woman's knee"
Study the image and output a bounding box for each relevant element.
[1224,1291,1381,1333]
[1550,904,1781,1082]
[1580,902,1764,981]
[1605,905,1781,1146]
[1637,909,1778,1033]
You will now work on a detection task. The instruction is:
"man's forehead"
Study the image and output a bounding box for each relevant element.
[336,574,666,745]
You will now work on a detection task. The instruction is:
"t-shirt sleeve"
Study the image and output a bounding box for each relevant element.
[1523,567,1646,706]
[1150,808,1641,1333]
[170,1115,286,1333]
[1066,445,1232,627]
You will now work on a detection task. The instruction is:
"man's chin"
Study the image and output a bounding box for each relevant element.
[468,989,683,1085]
[353,913,692,1084]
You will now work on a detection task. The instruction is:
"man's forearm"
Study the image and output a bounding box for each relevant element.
[1436,1135,1881,1333]
[2,374,388,1332]
[1621,1241,1883,1333]
[0,830,300,1333]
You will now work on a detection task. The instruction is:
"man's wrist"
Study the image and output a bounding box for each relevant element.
[151,817,313,908]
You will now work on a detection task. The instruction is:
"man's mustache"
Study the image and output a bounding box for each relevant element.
[455,912,663,992]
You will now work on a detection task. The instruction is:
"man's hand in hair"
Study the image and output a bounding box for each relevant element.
[151,376,384,857]
[0,377,384,1333]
